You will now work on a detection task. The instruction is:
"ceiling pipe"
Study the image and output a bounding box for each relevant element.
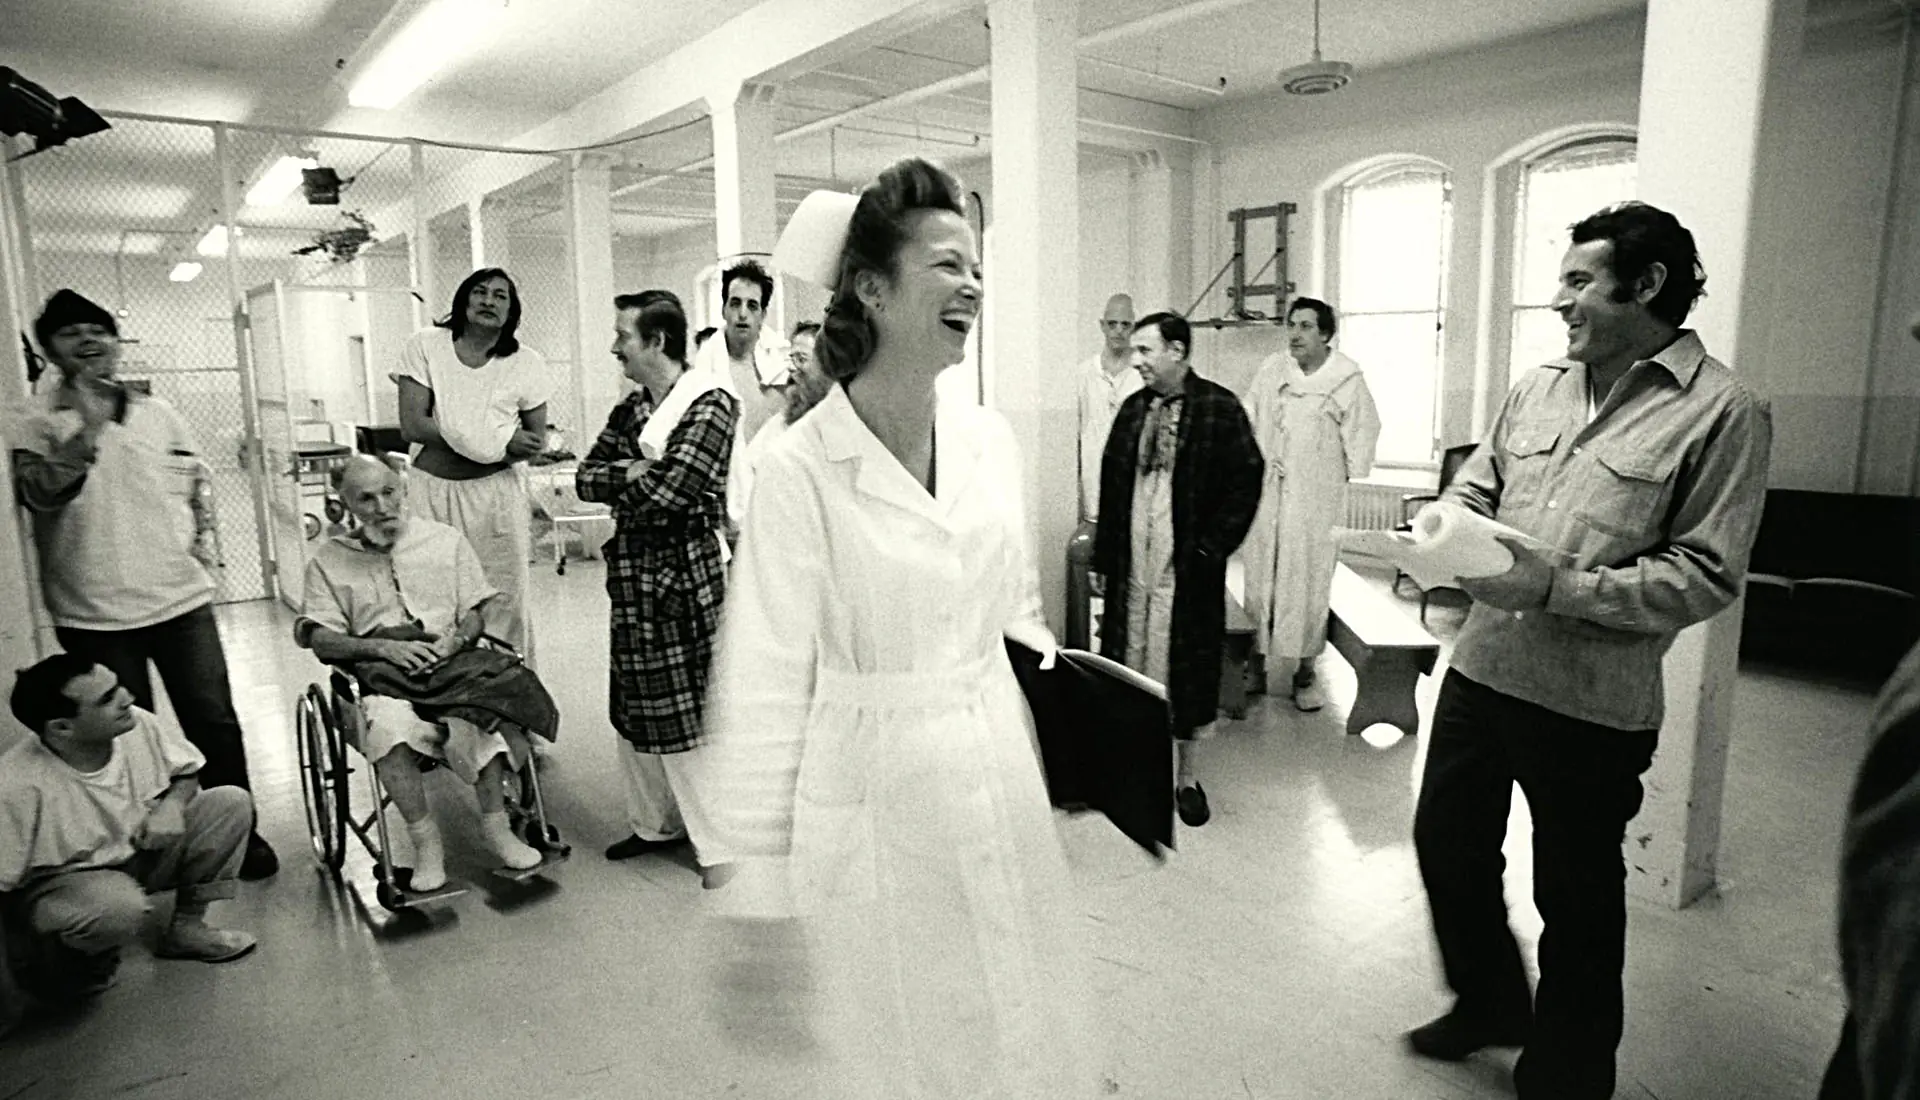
[610,0,1252,200]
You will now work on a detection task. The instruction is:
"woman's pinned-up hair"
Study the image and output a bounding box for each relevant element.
[814,157,967,384]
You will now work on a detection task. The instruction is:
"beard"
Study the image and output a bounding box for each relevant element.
[357,517,403,549]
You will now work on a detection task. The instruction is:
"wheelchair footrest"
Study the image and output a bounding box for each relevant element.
[491,846,569,884]
[375,864,469,909]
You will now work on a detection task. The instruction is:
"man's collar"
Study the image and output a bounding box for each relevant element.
[1643,329,1706,387]
[1543,329,1706,389]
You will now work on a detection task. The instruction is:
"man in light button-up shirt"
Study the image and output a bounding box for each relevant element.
[1405,203,1772,1100]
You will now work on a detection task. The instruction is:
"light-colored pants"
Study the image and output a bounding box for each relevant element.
[4,786,251,1010]
[411,466,534,662]
[618,744,712,852]
[360,695,513,785]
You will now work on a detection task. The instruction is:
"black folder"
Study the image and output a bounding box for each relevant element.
[1005,640,1174,858]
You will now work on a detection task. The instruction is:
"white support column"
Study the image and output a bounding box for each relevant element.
[567,154,619,438]
[708,82,780,260]
[0,149,43,750]
[409,142,436,330]
[468,196,513,273]
[1629,0,1804,909]
[989,0,1080,632]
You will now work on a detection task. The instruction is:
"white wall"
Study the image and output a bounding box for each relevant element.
[1183,11,1911,491]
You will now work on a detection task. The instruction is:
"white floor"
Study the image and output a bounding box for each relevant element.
[0,561,1864,1099]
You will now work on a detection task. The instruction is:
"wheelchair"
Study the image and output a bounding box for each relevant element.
[294,657,569,912]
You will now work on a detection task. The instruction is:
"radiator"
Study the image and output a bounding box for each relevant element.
[1344,482,1413,531]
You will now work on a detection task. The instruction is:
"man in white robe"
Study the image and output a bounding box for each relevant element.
[1077,293,1142,524]
[1239,297,1381,712]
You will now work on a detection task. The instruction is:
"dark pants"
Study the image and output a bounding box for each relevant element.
[1413,670,1657,1100]
[1818,1016,1862,1100]
[56,603,254,792]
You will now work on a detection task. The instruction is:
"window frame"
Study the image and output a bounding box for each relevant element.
[1473,124,1638,437]
[1326,155,1454,471]
[1506,135,1638,389]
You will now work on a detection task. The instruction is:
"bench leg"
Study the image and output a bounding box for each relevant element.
[1221,631,1254,720]
[1345,652,1424,738]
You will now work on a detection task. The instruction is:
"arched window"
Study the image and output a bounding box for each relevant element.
[1333,158,1451,466]
[1508,137,1637,385]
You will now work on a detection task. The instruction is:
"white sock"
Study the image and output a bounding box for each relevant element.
[480,810,542,870]
[404,817,446,891]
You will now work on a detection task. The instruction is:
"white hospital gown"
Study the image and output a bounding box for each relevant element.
[699,383,1099,1098]
[1238,350,1380,670]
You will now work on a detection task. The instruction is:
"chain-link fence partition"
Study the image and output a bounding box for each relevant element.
[15,116,272,603]
[9,112,585,608]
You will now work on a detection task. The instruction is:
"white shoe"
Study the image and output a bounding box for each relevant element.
[405,818,447,892]
[1293,679,1328,712]
[481,811,543,871]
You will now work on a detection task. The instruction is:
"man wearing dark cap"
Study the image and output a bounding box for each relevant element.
[8,290,276,880]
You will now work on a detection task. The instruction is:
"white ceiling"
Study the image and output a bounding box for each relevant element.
[8,0,1903,256]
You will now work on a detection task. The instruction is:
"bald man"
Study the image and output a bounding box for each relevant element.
[292,455,541,891]
[1078,293,1144,523]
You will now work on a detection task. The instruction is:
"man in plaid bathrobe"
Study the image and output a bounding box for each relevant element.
[1093,311,1263,831]
[578,290,738,863]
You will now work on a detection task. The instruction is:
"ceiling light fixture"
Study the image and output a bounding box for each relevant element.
[349,0,511,110]
[246,154,320,207]
[169,261,203,283]
[1279,0,1353,96]
[196,225,230,257]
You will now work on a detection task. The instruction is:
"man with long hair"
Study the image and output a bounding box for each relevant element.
[393,267,552,660]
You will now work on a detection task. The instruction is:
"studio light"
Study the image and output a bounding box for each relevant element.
[0,67,110,159]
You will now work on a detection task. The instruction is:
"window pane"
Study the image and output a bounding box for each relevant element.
[1515,141,1637,306]
[1340,311,1438,465]
[1340,170,1448,313]
[1509,305,1569,388]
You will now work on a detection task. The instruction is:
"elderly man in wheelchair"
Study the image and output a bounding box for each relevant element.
[294,454,563,901]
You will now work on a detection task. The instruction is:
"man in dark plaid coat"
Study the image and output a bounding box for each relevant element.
[577,290,738,863]
[1093,311,1263,830]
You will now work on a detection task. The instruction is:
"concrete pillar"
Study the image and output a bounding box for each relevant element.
[1628,0,1804,909]
[408,142,437,331]
[708,82,780,260]
[0,149,45,750]
[468,196,513,273]
[566,154,619,437]
[1856,13,1920,495]
[989,0,1079,633]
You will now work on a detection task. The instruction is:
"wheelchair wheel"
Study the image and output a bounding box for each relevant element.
[296,686,348,874]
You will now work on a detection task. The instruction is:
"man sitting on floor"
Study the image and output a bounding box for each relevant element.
[1,653,257,1014]
[295,454,543,891]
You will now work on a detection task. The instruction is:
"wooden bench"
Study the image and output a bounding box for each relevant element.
[1326,562,1440,737]
[1221,587,1257,719]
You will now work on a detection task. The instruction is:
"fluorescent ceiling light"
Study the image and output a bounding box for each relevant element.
[246,155,319,208]
[196,225,229,257]
[169,262,204,283]
[349,0,510,110]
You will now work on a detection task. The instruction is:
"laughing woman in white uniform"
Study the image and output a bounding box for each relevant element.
[394,267,552,660]
[698,158,1100,1098]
